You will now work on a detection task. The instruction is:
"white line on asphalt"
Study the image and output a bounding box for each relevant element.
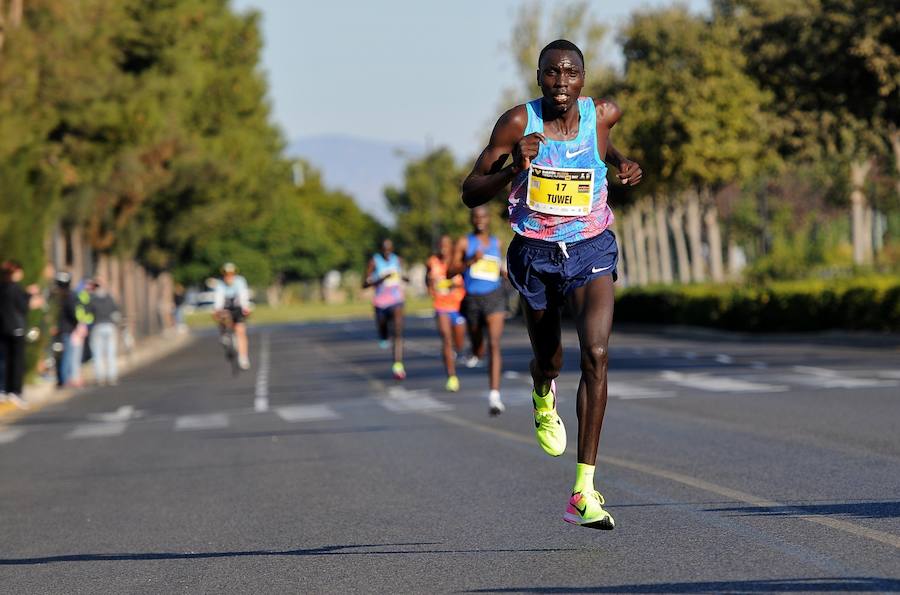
[380,387,452,413]
[791,366,899,389]
[876,370,900,380]
[661,371,788,393]
[67,422,128,439]
[174,413,229,431]
[608,382,676,400]
[715,354,734,364]
[254,333,271,412]
[275,404,340,422]
[0,427,25,444]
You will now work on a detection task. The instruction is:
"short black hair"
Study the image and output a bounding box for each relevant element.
[538,39,584,69]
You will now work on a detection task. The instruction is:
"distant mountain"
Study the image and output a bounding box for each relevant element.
[287,135,424,225]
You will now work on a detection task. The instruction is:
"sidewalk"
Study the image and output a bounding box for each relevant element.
[0,330,197,423]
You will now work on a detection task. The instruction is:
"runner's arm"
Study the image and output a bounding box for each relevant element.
[362,258,378,288]
[461,106,531,208]
[594,98,642,186]
[446,237,470,277]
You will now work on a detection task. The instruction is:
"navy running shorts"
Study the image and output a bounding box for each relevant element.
[506,229,618,311]
[375,303,403,322]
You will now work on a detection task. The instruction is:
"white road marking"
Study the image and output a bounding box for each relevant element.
[661,371,788,393]
[503,370,522,380]
[0,428,26,444]
[608,382,675,400]
[791,366,899,389]
[715,354,734,364]
[380,387,452,413]
[751,361,768,370]
[876,370,900,380]
[87,405,143,422]
[254,333,271,412]
[175,413,229,431]
[275,404,340,422]
[67,422,128,438]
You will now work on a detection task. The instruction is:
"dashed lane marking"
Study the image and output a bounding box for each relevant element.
[67,422,128,439]
[661,370,788,393]
[175,413,229,431]
[0,428,26,444]
[275,404,340,422]
[791,366,899,389]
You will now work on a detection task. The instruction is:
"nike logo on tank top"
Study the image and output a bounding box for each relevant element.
[508,97,614,243]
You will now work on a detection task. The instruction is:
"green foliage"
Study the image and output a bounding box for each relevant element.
[616,276,900,331]
[618,8,778,194]
[385,148,473,262]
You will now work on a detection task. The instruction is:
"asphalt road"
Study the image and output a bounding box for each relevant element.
[1,315,899,594]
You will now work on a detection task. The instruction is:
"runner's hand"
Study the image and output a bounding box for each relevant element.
[512,133,545,173]
[616,159,643,186]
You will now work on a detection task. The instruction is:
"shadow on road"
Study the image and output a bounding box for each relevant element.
[709,500,900,520]
[0,543,577,566]
[465,577,900,593]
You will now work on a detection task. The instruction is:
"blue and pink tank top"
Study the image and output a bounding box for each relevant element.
[463,234,502,296]
[508,97,613,243]
[372,253,404,308]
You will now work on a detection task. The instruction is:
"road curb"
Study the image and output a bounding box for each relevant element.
[0,331,197,424]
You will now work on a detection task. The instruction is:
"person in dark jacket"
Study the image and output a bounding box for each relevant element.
[0,261,44,408]
[53,272,78,387]
[87,276,121,386]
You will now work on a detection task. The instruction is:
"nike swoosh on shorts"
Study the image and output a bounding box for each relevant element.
[591,265,612,273]
[565,147,590,159]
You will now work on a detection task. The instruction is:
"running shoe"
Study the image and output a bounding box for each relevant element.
[488,390,505,416]
[533,379,566,457]
[392,362,406,380]
[445,375,460,392]
[379,339,390,350]
[564,490,615,530]
[464,355,482,369]
[238,356,251,370]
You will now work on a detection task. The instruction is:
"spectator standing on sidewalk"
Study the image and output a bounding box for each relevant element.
[53,273,78,387]
[87,277,121,386]
[0,261,45,408]
[66,278,94,388]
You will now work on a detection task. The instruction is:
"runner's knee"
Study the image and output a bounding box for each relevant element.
[580,343,609,376]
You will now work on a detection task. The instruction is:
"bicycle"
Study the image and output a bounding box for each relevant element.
[216,310,241,376]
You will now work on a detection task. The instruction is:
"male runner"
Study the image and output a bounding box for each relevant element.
[213,262,252,370]
[426,235,466,392]
[462,40,642,529]
[450,206,507,416]
[364,239,407,380]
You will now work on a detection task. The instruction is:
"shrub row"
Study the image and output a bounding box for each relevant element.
[615,277,900,332]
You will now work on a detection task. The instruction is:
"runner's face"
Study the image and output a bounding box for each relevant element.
[537,50,584,113]
[224,272,235,284]
[381,240,394,255]
[440,236,452,256]
[471,208,490,233]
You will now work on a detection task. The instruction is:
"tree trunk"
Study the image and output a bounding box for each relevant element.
[110,257,122,303]
[890,125,900,199]
[669,202,691,284]
[863,206,875,263]
[849,159,873,266]
[655,197,673,284]
[631,208,649,285]
[69,225,84,282]
[643,200,661,284]
[625,219,640,286]
[703,199,725,283]
[685,190,706,282]
[727,239,745,279]
[123,259,137,344]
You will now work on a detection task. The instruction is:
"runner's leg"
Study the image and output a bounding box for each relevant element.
[436,313,456,378]
[392,305,404,364]
[485,312,505,392]
[523,301,563,395]
[565,274,615,464]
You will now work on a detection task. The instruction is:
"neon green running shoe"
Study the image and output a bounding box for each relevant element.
[445,375,460,392]
[533,380,566,456]
[392,362,406,380]
[564,490,615,530]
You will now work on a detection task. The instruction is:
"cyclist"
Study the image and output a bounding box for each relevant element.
[212,262,251,370]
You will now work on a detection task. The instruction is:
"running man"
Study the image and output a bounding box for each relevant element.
[450,206,507,416]
[364,239,407,380]
[461,40,642,529]
[213,262,252,370]
[426,235,467,392]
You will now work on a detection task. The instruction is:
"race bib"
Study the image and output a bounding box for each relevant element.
[435,278,454,295]
[382,270,401,287]
[470,255,501,282]
[526,165,594,216]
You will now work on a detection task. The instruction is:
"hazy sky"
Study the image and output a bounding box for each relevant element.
[231,0,708,160]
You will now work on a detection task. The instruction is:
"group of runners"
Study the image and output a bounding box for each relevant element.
[367,39,642,530]
[365,206,508,415]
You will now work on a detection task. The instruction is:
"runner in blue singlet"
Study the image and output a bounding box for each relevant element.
[461,40,643,529]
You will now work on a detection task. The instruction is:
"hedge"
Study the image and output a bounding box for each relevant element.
[615,277,900,332]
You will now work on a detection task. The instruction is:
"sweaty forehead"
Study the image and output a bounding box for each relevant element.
[539,49,583,70]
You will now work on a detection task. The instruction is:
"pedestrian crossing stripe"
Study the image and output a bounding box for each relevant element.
[0,428,25,443]
[275,404,340,422]
[175,413,229,431]
[67,421,129,438]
